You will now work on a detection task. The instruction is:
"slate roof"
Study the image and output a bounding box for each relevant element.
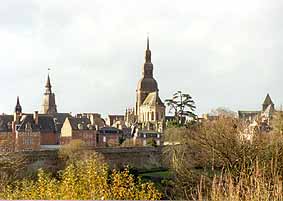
[16,114,57,133]
[0,115,13,132]
[142,91,164,106]
[53,113,72,133]
[38,115,56,133]
[67,117,92,130]
[17,114,40,132]
[98,126,123,134]
[238,111,260,119]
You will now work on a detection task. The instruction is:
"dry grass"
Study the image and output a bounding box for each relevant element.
[164,118,283,200]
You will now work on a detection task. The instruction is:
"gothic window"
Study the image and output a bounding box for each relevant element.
[151,112,154,121]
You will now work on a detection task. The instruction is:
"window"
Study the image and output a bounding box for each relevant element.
[23,138,33,145]
[103,136,106,143]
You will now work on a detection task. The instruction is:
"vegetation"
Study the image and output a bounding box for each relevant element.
[0,153,162,200]
[164,117,283,200]
[165,91,196,126]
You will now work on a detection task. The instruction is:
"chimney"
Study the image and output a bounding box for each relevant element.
[34,111,39,125]
[90,114,95,125]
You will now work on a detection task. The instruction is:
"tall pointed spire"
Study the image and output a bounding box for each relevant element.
[45,74,52,94]
[46,74,51,88]
[147,35,149,50]
[262,93,275,111]
[15,96,22,114]
[41,73,57,114]
[145,36,151,63]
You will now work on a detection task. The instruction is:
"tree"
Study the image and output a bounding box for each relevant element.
[0,154,162,200]
[165,91,196,126]
[271,109,283,135]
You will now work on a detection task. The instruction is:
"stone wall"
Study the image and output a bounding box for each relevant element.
[92,146,164,170]
[0,146,166,172]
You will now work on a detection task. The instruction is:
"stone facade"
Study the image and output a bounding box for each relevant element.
[97,127,123,147]
[15,129,41,152]
[60,116,97,146]
[40,74,57,115]
[0,115,14,152]
[238,94,275,135]
[134,38,165,132]
[238,94,275,122]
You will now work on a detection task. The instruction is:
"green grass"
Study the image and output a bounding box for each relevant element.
[139,170,173,178]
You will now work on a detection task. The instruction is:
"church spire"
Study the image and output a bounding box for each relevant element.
[45,74,52,94]
[147,36,149,50]
[41,73,57,114]
[15,96,22,114]
[262,93,274,111]
[145,36,151,63]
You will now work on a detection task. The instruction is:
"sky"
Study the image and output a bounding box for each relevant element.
[0,0,282,117]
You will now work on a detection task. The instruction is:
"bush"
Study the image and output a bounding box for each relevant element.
[0,154,162,200]
[164,117,283,200]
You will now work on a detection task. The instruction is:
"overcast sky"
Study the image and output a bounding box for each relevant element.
[0,0,282,117]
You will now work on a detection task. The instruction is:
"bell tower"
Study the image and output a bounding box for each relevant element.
[135,37,159,116]
[40,74,57,114]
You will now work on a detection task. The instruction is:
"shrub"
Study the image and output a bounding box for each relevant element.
[0,154,162,200]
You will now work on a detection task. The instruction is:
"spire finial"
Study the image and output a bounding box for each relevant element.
[147,33,149,50]
[46,74,51,88]
[145,35,151,63]
[15,96,22,113]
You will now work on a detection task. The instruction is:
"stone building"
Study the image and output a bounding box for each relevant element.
[107,38,165,133]
[14,114,41,152]
[0,115,14,152]
[97,127,123,147]
[133,130,162,146]
[106,115,125,127]
[238,94,275,121]
[41,74,57,114]
[60,116,97,146]
[238,94,275,134]
[134,37,165,132]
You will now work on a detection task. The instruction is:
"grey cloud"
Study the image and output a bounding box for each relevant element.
[0,0,282,117]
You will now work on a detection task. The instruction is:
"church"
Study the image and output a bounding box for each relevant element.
[125,37,166,132]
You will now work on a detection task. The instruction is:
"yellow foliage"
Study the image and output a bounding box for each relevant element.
[0,154,162,200]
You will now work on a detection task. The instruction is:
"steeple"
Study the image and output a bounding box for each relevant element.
[41,73,57,114]
[145,36,151,63]
[262,93,275,111]
[45,74,52,94]
[136,37,159,116]
[142,36,154,78]
[15,96,22,114]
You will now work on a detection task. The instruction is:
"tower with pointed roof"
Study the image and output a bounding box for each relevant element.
[262,93,275,112]
[136,37,159,115]
[135,37,165,132]
[40,74,57,114]
[15,96,22,114]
